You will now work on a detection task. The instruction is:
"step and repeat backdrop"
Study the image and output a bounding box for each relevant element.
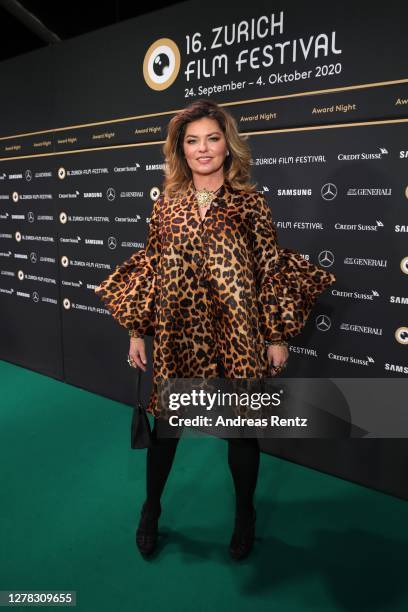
[0,0,407,498]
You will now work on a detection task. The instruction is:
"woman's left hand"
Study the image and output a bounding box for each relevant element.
[267,344,289,376]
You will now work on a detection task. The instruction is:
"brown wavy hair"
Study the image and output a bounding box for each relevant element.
[162,99,256,196]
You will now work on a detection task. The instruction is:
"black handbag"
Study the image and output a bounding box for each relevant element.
[131,368,153,449]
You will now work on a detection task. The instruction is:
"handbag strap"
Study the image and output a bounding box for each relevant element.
[135,366,142,404]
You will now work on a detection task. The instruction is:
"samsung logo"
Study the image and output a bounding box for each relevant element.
[277,188,312,196]
[390,296,408,304]
[384,362,408,374]
[146,164,166,171]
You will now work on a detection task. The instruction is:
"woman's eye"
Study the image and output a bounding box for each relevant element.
[186,137,219,144]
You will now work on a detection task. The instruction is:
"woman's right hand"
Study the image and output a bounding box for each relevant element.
[129,337,147,371]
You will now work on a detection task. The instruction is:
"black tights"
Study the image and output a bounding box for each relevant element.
[145,362,260,519]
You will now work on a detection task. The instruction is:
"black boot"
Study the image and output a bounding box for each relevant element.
[229,508,256,561]
[135,501,161,557]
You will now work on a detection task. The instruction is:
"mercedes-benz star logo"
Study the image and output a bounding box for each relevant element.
[321,183,338,201]
[316,314,332,332]
[318,250,335,267]
[108,236,117,250]
[106,187,116,201]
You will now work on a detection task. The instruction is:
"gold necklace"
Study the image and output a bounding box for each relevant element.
[194,185,223,207]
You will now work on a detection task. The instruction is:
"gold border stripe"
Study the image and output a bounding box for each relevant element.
[0,77,407,141]
[1,117,408,162]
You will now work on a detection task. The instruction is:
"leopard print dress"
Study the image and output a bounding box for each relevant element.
[94,179,336,420]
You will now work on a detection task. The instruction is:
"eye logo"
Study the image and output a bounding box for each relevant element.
[395,327,408,345]
[150,186,161,201]
[143,38,180,91]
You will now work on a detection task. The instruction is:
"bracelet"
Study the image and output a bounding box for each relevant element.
[265,339,288,347]
[128,329,144,339]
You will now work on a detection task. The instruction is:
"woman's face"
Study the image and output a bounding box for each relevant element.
[182,117,228,180]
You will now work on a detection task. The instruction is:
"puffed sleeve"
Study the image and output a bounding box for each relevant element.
[94,194,163,337]
[251,193,336,341]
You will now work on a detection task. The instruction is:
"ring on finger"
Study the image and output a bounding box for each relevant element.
[127,354,137,368]
[270,362,287,373]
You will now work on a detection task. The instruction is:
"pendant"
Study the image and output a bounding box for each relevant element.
[195,184,223,207]
[195,188,216,207]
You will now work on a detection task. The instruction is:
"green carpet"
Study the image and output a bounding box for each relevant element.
[1,359,407,612]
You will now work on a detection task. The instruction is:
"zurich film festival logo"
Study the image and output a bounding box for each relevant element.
[395,327,408,345]
[143,38,181,91]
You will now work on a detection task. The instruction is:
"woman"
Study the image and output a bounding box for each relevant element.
[95,99,336,560]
